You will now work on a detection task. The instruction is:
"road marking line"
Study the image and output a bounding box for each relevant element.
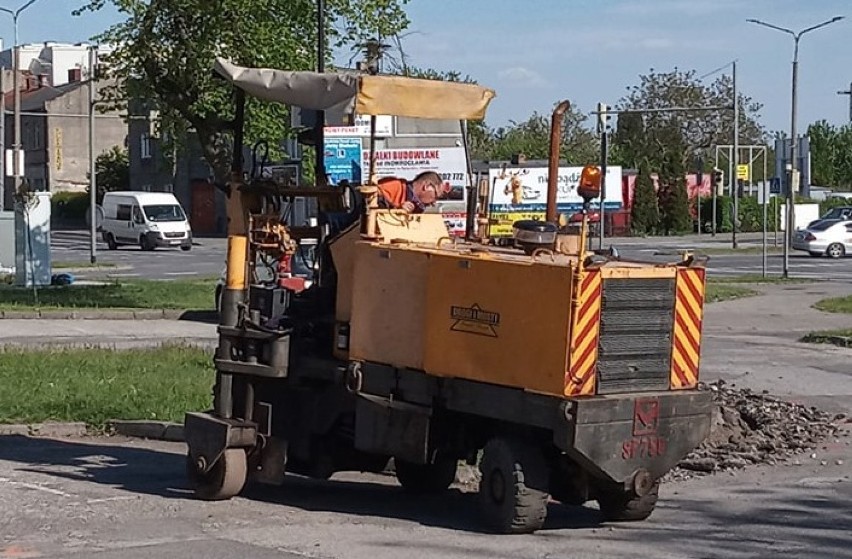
[86,496,139,504]
[0,477,74,498]
[165,272,198,276]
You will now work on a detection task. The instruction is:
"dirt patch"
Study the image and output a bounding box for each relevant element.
[669,380,847,480]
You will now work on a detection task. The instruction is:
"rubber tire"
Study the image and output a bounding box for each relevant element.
[187,448,248,501]
[826,243,845,259]
[478,438,549,534]
[105,233,118,250]
[181,244,192,252]
[395,456,457,494]
[596,480,659,522]
[140,235,155,251]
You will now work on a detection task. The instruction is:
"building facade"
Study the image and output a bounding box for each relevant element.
[2,75,127,196]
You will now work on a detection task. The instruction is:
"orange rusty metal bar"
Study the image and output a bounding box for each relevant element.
[546,100,570,225]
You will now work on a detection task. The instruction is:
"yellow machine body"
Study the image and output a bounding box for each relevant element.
[336,212,707,399]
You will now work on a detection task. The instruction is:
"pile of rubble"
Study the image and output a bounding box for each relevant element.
[668,379,847,481]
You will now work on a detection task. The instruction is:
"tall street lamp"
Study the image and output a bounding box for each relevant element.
[0,0,40,209]
[746,16,844,278]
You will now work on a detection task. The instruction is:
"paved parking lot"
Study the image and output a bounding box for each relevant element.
[51,230,226,280]
[51,229,852,283]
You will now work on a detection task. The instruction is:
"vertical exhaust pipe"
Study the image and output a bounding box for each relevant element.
[546,100,571,225]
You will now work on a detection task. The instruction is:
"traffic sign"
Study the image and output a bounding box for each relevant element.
[736,164,749,181]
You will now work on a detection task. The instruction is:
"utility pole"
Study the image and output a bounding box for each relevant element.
[0,1,40,207]
[88,46,97,264]
[597,102,610,250]
[0,70,5,211]
[732,61,739,249]
[839,82,852,124]
[314,0,326,186]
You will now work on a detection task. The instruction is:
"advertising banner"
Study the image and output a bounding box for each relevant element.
[323,137,363,185]
[363,147,470,235]
[487,165,623,236]
[325,115,394,137]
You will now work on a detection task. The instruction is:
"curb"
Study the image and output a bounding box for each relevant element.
[0,422,88,437]
[0,309,205,320]
[108,420,185,442]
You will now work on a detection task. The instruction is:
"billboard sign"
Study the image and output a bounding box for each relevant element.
[325,115,394,137]
[323,137,363,185]
[487,165,622,235]
[362,147,470,235]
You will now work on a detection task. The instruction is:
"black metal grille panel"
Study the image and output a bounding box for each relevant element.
[597,278,675,394]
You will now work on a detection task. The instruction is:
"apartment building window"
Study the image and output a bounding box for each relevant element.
[140,134,152,159]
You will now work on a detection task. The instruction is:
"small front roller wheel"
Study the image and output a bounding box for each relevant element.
[478,438,549,534]
[395,456,457,494]
[187,448,248,501]
[596,479,659,522]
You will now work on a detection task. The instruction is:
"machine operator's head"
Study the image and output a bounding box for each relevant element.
[411,171,444,206]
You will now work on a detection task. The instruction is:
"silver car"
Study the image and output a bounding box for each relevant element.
[792,219,852,259]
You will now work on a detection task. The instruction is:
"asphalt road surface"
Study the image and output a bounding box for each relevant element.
[0,431,849,559]
[51,230,226,281]
[1,235,847,558]
[51,230,852,282]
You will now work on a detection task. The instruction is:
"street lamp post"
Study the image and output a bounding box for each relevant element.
[746,16,845,279]
[0,0,40,210]
[838,82,852,124]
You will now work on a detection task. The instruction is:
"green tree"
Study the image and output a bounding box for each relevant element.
[808,120,838,186]
[75,0,411,189]
[631,161,659,235]
[475,102,598,164]
[657,150,691,235]
[613,67,766,174]
[808,120,852,188]
[87,146,130,203]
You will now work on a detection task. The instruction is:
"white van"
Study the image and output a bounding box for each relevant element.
[100,191,192,251]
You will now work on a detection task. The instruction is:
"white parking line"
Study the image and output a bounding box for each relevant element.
[0,476,74,498]
[165,271,198,276]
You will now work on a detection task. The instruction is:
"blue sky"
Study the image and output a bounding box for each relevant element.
[2,0,850,135]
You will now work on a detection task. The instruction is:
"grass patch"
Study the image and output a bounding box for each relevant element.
[0,345,214,428]
[813,295,852,315]
[52,261,118,269]
[705,284,759,303]
[708,274,816,284]
[0,278,216,310]
[800,329,852,348]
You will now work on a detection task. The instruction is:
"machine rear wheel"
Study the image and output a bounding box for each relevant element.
[105,232,118,250]
[187,448,248,501]
[596,479,659,522]
[478,438,549,534]
[395,456,457,494]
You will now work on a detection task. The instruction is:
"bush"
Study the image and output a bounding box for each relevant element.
[698,195,783,233]
[51,191,89,224]
[819,196,852,215]
[631,165,659,235]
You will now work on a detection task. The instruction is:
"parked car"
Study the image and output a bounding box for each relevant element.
[100,191,192,251]
[215,239,318,314]
[807,206,852,229]
[791,219,852,259]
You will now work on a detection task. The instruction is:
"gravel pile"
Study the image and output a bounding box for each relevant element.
[667,379,848,481]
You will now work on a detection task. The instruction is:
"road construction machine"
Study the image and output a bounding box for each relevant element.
[183,58,713,534]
